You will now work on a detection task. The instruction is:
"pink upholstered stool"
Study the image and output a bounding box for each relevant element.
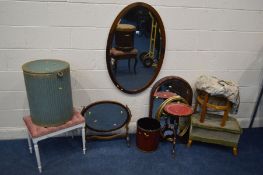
[23,111,86,173]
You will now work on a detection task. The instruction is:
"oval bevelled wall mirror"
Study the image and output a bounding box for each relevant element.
[106,2,166,94]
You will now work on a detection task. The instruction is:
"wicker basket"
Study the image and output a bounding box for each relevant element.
[22,59,73,127]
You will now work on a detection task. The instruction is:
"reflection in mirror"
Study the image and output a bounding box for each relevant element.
[148,76,193,144]
[149,76,193,118]
[106,2,165,94]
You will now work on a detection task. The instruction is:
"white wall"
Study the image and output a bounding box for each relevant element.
[0,0,263,139]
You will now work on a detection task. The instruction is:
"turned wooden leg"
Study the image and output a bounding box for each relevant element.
[232,147,238,156]
[82,126,86,155]
[172,118,178,159]
[200,94,209,123]
[193,99,199,113]
[187,139,192,148]
[221,111,228,127]
[221,101,231,127]
[128,59,131,72]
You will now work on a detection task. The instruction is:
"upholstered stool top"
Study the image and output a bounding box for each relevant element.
[110,48,138,57]
[164,103,193,117]
[24,112,85,138]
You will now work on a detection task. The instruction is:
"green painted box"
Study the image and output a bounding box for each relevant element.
[189,113,242,155]
[22,59,73,127]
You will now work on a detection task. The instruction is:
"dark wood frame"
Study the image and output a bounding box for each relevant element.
[81,100,131,146]
[148,76,193,118]
[106,2,166,94]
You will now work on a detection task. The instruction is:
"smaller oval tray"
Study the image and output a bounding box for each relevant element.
[81,101,131,132]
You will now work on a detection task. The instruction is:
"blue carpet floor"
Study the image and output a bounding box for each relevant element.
[0,128,263,175]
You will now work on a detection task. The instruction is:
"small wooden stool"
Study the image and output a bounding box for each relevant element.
[194,90,232,127]
[23,111,86,173]
[110,48,138,74]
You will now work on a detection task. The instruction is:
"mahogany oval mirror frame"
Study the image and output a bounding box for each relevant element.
[106,2,166,94]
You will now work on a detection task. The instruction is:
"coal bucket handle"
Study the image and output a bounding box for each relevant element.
[138,131,150,138]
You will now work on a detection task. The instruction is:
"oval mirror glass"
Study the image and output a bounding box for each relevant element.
[106,2,166,94]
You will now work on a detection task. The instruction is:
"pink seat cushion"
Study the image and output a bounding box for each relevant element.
[24,112,85,138]
[110,48,138,57]
[154,91,177,99]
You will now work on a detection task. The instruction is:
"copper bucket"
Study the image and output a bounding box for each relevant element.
[136,117,161,152]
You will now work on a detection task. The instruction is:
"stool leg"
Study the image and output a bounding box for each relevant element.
[134,57,137,74]
[187,139,192,148]
[128,59,131,72]
[193,98,199,113]
[33,142,42,173]
[82,126,86,155]
[70,130,74,139]
[200,94,209,123]
[114,60,118,73]
[172,136,176,158]
[126,124,130,147]
[172,118,178,159]
[221,101,231,127]
[26,130,32,154]
[233,146,238,156]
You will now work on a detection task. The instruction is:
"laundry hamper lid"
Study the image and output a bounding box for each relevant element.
[22,59,69,74]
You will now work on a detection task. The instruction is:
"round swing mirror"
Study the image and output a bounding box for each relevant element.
[106,2,166,94]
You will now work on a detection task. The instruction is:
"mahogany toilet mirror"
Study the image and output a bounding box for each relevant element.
[106,2,166,94]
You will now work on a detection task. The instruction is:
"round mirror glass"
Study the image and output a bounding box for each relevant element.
[106,2,166,94]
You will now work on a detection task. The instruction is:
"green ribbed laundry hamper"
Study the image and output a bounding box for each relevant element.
[22,59,73,127]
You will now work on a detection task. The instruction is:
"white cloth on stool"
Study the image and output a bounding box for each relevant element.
[195,75,240,114]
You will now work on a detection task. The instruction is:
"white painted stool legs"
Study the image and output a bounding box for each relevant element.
[33,143,42,173]
[25,123,85,173]
[26,130,42,173]
[26,131,33,154]
[82,126,86,154]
